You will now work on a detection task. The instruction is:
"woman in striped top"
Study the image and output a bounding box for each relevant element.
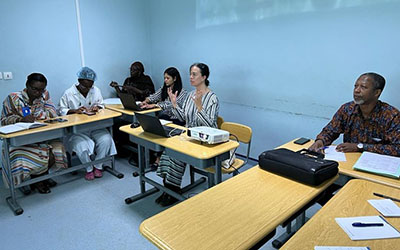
[155,63,219,206]
[141,67,187,126]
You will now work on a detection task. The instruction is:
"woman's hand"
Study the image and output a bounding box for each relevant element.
[191,90,203,112]
[141,103,157,109]
[167,88,178,108]
[109,81,119,88]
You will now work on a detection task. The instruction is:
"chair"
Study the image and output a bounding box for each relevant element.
[217,116,224,129]
[190,121,252,187]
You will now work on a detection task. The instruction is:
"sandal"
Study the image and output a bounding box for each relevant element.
[44,178,57,187]
[150,163,159,171]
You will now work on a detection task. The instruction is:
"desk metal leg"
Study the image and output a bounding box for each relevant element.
[125,145,159,204]
[103,156,124,179]
[215,155,223,184]
[2,139,23,215]
[272,211,307,249]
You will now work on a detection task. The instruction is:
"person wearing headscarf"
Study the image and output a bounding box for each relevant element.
[1,73,68,194]
[110,61,155,101]
[59,67,117,181]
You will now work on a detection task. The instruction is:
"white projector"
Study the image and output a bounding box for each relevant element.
[187,126,230,144]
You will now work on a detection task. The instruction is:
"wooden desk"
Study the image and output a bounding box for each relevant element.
[282,139,400,189]
[139,166,338,250]
[0,109,121,215]
[119,124,239,203]
[281,179,400,249]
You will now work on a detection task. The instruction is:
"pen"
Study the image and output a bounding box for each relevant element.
[373,192,400,202]
[352,222,384,227]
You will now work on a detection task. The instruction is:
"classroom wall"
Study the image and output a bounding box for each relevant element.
[0,0,151,105]
[148,0,400,158]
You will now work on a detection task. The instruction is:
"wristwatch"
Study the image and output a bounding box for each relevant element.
[357,143,364,152]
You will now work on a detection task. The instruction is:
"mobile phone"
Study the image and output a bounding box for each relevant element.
[294,137,310,145]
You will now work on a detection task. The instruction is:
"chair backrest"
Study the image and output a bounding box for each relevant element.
[221,122,252,166]
[221,122,252,144]
[217,116,224,129]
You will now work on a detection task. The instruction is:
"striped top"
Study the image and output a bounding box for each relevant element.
[172,90,219,128]
[148,87,188,119]
[1,89,57,125]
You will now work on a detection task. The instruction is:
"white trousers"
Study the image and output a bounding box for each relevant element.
[67,129,117,172]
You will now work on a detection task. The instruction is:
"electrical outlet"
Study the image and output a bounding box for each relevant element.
[4,72,13,80]
[0,72,3,80]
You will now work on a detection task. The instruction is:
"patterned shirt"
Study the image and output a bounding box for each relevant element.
[172,90,219,128]
[1,89,57,125]
[316,101,400,156]
[148,87,188,119]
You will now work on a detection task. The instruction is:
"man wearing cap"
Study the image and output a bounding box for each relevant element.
[59,67,117,181]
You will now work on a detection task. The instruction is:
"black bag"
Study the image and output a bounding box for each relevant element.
[258,148,338,186]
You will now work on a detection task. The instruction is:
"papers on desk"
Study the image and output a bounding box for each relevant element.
[368,199,400,217]
[315,247,370,250]
[103,98,122,105]
[324,146,346,162]
[159,119,172,126]
[335,216,400,240]
[353,152,400,179]
[0,122,47,134]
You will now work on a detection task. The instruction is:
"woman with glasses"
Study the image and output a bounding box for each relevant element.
[59,67,117,181]
[1,73,68,194]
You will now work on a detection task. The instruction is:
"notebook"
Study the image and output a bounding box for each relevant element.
[353,151,400,179]
[0,121,47,134]
[134,112,183,137]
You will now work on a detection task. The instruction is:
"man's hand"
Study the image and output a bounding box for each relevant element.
[20,114,35,123]
[336,143,359,153]
[308,139,324,153]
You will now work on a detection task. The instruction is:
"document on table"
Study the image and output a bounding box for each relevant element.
[315,247,370,250]
[324,146,346,162]
[353,152,400,178]
[368,199,400,217]
[335,216,400,240]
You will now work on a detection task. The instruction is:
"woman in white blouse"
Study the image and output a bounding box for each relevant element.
[155,63,219,206]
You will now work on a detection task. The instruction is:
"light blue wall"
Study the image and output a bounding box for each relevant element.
[0,0,151,104]
[148,0,400,158]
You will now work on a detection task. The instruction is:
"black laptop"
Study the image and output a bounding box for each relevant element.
[134,112,184,137]
[117,92,144,111]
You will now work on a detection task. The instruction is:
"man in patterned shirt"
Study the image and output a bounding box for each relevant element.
[309,72,400,156]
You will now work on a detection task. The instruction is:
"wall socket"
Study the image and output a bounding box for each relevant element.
[4,72,13,80]
[0,72,3,80]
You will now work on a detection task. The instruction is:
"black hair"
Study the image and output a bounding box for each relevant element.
[190,62,210,86]
[26,73,47,86]
[161,67,183,101]
[131,61,145,75]
[360,72,385,91]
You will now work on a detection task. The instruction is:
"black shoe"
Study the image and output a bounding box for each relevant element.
[31,181,51,194]
[159,194,178,207]
[128,156,138,166]
[155,192,167,204]
[150,163,159,172]
[45,178,57,187]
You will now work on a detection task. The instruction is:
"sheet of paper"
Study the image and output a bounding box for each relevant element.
[315,247,370,250]
[335,216,400,240]
[368,199,400,217]
[353,152,400,178]
[324,146,346,162]
[159,119,172,126]
[103,98,122,105]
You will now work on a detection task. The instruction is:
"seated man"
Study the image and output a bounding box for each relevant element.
[59,67,117,181]
[309,72,400,204]
[1,73,67,194]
